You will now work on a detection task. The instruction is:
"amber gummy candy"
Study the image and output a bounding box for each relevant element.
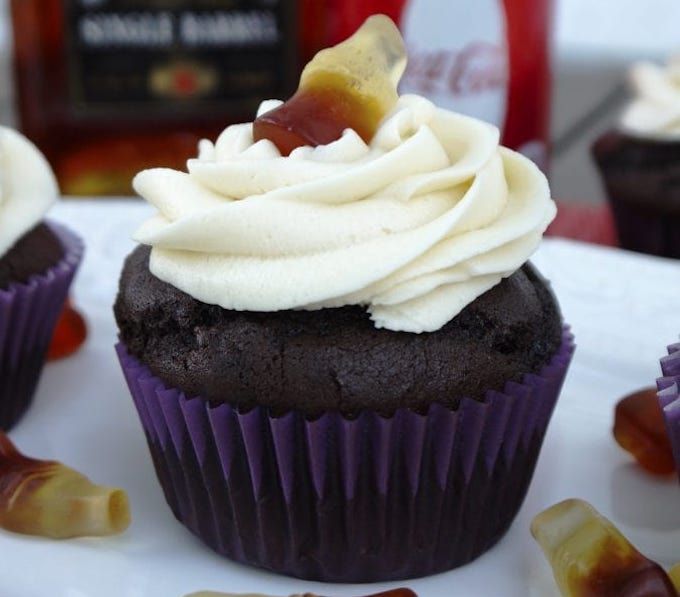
[0,431,130,538]
[253,14,406,155]
[531,499,677,597]
[613,388,676,475]
[670,564,680,591]
[48,299,87,361]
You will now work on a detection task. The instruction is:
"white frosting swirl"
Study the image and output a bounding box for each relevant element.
[621,59,680,139]
[134,95,556,333]
[0,126,58,258]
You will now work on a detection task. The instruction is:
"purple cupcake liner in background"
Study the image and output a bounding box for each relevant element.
[0,221,83,430]
[657,342,680,481]
[609,201,680,259]
[116,327,574,583]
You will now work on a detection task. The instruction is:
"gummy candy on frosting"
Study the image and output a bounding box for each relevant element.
[254,15,406,155]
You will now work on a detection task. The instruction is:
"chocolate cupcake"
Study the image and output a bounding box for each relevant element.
[114,17,573,582]
[0,127,83,429]
[593,59,680,258]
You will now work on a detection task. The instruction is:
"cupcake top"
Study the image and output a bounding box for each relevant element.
[620,58,680,140]
[133,17,555,334]
[0,127,59,259]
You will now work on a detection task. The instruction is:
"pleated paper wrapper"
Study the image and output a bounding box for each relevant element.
[657,342,680,482]
[0,222,83,430]
[116,327,574,582]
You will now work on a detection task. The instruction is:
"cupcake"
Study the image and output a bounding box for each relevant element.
[114,16,573,582]
[593,58,680,258]
[658,342,680,481]
[0,127,83,430]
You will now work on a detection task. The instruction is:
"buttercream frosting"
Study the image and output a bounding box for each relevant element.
[621,58,680,139]
[134,95,555,333]
[0,126,58,259]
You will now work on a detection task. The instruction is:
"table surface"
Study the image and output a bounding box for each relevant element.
[2,200,680,597]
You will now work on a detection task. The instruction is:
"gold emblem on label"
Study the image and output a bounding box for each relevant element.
[150,61,217,99]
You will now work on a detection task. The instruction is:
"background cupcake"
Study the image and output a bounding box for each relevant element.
[593,58,680,258]
[114,17,573,582]
[0,126,83,429]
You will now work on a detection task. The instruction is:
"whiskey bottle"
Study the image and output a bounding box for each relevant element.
[11,0,303,195]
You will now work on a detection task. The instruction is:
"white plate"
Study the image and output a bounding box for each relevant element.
[2,201,680,597]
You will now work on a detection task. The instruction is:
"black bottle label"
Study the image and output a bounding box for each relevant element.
[64,0,297,120]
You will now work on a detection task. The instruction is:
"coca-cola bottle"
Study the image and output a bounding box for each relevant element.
[329,0,554,169]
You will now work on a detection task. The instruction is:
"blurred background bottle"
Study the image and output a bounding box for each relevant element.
[9,0,552,196]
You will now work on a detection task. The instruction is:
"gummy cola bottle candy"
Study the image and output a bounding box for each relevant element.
[0,432,130,538]
[255,16,406,154]
[48,300,87,361]
[532,499,678,597]
[613,388,676,476]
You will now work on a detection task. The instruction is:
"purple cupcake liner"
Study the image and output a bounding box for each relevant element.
[0,220,83,430]
[657,342,680,481]
[116,327,574,582]
[609,201,680,259]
